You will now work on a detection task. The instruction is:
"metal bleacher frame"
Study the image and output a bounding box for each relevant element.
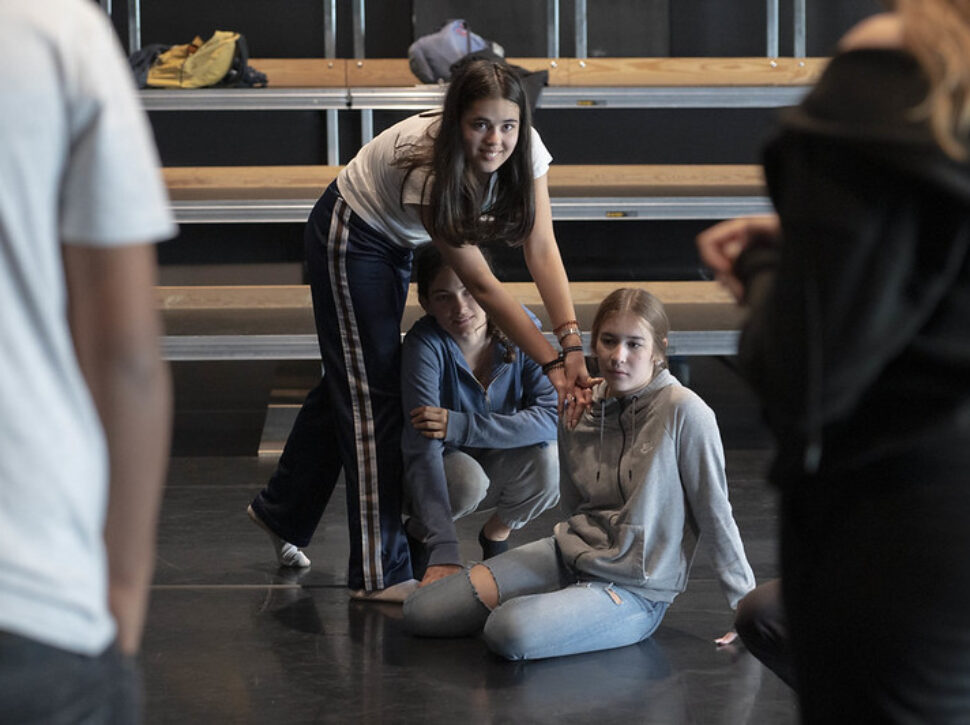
[112,0,813,360]
[160,330,742,361]
[131,1,809,223]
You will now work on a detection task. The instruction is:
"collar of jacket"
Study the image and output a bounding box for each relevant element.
[588,368,676,419]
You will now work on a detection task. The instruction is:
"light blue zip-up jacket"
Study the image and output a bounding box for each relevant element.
[401,311,557,566]
[554,369,755,609]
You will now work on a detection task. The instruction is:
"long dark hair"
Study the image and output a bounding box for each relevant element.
[413,245,516,362]
[395,58,536,247]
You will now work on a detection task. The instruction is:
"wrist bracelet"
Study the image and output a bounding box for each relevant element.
[562,345,585,356]
[556,326,581,344]
[553,319,579,336]
[541,354,565,375]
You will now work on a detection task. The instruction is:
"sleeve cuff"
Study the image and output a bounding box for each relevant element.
[444,411,469,445]
[427,543,462,568]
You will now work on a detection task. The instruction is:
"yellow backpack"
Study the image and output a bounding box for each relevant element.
[147,30,261,88]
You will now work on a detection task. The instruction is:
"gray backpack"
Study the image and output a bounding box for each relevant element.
[408,19,504,83]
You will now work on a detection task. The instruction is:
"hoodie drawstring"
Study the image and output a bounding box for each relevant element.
[628,394,640,482]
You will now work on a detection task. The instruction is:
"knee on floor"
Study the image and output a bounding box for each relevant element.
[482,606,533,661]
[402,570,490,638]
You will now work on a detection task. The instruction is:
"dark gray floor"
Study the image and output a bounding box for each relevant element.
[144,359,798,724]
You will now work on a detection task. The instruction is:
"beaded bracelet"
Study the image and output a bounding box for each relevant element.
[541,355,565,375]
[552,319,579,336]
[562,345,585,356]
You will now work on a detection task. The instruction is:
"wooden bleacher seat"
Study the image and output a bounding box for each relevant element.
[247,57,827,89]
[157,281,743,361]
[246,58,348,87]
[163,164,766,202]
[561,57,825,86]
[164,166,342,201]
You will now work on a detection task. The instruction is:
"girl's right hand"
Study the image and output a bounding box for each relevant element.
[419,564,462,587]
[550,354,602,430]
[410,405,449,440]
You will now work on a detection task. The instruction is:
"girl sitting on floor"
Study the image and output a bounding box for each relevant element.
[403,288,755,659]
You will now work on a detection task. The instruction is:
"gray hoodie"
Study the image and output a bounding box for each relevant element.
[554,369,755,608]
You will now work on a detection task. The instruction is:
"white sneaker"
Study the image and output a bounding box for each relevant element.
[247,505,311,568]
[349,579,419,603]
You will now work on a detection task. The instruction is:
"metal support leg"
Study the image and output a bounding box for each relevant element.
[574,0,587,59]
[360,109,374,148]
[127,0,141,53]
[793,0,806,57]
[352,0,365,59]
[766,0,779,57]
[327,109,340,166]
[547,0,560,58]
[323,0,339,165]
[323,0,336,58]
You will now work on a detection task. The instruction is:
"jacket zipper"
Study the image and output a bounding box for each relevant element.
[616,404,629,504]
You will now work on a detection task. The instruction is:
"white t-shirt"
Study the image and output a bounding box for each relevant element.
[337,112,553,248]
[0,0,175,655]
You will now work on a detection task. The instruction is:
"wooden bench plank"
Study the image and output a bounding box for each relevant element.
[250,58,348,87]
[245,57,824,88]
[342,57,567,87]
[564,57,826,86]
[161,329,741,360]
[164,166,341,201]
[163,164,765,202]
[548,164,764,197]
[157,281,743,338]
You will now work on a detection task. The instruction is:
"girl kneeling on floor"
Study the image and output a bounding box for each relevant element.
[402,245,560,586]
[403,288,755,659]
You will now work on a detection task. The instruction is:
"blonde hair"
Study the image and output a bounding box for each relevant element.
[895,0,970,159]
[590,288,669,367]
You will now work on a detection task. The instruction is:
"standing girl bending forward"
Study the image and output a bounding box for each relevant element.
[403,289,755,658]
[247,58,593,600]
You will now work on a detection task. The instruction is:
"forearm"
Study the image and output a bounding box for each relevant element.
[462,273,558,366]
[402,433,461,565]
[678,413,754,609]
[97,352,172,654]
[431,240,559,366]
[523,172,579,333]
[523,239,578,336]
[64,243,172,655]
[519,183,593,412]
[400,337,461,564]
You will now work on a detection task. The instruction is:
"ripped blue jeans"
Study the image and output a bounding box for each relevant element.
[402,537,668,660]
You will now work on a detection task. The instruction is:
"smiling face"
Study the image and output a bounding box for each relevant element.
[420,266,488,346]
[594,311,662,396]
[460,96,521,181]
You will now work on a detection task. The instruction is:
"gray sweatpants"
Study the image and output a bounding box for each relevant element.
[442,441,559,529]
